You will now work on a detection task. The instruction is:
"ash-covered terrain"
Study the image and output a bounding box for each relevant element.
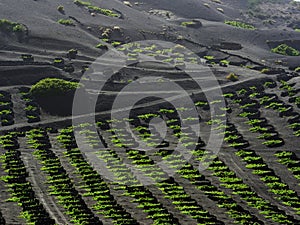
[0,0,300,225]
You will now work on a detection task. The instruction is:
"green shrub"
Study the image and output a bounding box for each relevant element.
[271,44,300,56]
[87,6,118,17]
[0,19,25,33]
[13,24,25,32]
[53,58,63,64]
[220,59,230,65]
[96,43,108,49]
[211,0,222,3]
[181,21,196,27]
[74,0,91,6]
[204,55,214,60]
[111,41,121,47]
[30,78,80,97]
[57,5,65,13]
[261,68,270,74]
[225,20,256,30]
[67,49,78,59]
[295,67,300,72]
[73,0,118,17]
[226,73,239,81]
[216,7,224,13]
[57,19,74,26]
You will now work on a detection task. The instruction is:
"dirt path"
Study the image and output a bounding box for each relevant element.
[11,88,27,125]
[21,150,72,225]
[0,74,272,135]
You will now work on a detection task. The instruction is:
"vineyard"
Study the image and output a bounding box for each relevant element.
[1,0,300,224]
[0,71,300,225]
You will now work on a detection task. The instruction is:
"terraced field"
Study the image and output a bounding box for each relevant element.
[0,69,300,224]
[1,1,300,224]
